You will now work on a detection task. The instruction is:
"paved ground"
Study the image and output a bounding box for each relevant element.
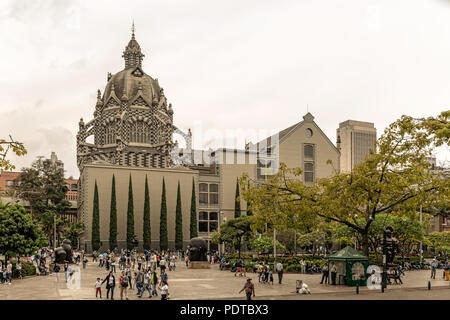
[0,260,449,300]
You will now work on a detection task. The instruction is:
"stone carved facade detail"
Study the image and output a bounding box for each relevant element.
[77,29,176,170]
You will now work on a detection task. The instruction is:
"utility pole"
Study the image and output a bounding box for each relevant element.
[273,228,277,264]
[54,213,56,249]
[382,230,387,293]
[419,204,423,265]
[294,230,297,256]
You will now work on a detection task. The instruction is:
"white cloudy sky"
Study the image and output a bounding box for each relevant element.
[1,0,449,178]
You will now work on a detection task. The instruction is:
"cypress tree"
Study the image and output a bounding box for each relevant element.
[91,180,100,251]
[234,178,241,218]
[159,178,168,251]
[246,181,252,216]
[189,178,198,239]
[126,174,134,250]
[143,175,151,250]
[175,181,183,250]
[109,175,118,250]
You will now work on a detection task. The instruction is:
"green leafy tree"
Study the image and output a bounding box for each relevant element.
[126,175,135,250]
[0,135,27,171]
[417,110,450,146]
[234,178,241,218]
[241,115,449,256]
[143,175,151,250]
[175,181,183,250]
[160,178,168,251]
[17,156,71,219]
[249,235,286,254]
[64,221,85,249]
[190,178,198,239]
[92,181,100,251]
[215,216,253,259]
[0,203,47,262]
[426,231,450,255]
[109,175,118,250]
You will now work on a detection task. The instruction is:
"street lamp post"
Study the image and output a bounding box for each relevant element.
[54,213,56,249]
[419,204,423,265]
[382,230,387,293]
[273,228,277,264]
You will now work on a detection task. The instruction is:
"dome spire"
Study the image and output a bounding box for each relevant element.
[122,21,145,69]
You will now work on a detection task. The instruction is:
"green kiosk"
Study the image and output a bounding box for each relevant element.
[328,246,369,286]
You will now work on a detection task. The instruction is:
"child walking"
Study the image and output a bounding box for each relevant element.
[95,277,102,298]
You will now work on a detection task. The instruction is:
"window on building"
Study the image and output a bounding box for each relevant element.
[6,180,14,188]
[198,211,219,234]
[199,183,219,206]
[303,144,315,183]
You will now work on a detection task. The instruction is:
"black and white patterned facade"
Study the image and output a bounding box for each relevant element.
[76,29,189,170]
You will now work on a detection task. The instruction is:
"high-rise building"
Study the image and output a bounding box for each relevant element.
[336,120,377,172]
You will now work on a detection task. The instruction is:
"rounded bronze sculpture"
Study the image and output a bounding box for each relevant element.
[188,237,207,261]
[54,239,74,264]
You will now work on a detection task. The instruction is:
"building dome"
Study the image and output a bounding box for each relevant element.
[103,68,161,103]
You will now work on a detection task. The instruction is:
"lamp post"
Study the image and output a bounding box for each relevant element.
[419,204,423,265]
[273,228,277,264]
[382,230,387,293]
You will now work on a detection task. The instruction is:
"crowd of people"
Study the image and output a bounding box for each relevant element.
[92,248,184,300]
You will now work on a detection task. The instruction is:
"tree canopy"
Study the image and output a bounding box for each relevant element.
[0,203,47,259]
[240,113,449,256]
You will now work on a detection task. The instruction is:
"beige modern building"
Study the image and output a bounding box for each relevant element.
[77,27,340,252]
[336,120,377,172]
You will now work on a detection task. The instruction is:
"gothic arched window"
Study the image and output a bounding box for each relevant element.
[105,124,115,144]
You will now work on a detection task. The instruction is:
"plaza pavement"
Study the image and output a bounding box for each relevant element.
[0,260,449,300]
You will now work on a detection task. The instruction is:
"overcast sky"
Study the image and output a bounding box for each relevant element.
[1,0,449,178]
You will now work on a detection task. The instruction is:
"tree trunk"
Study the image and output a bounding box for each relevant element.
[361,232,369,256]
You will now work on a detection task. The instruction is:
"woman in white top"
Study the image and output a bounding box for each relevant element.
[160,280,169,300]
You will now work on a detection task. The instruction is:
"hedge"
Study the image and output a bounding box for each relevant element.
[11,261,36,278]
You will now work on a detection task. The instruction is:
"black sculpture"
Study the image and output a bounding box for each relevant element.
[385,226,400,264]
[132,235,139,249]
[54,239,74,264]
[188,237,208,261]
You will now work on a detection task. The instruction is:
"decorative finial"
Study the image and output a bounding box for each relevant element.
[131,20,135,39]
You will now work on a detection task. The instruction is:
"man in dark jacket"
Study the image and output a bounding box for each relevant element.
[102,271,116,300]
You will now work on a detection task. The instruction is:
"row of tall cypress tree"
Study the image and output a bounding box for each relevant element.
[91,175,198,251]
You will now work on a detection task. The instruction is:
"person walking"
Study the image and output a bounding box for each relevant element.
[6,261,12,285]
[431,259,438,279]
[445,261,450,281]
[275,261,283,284]
[95,277,102,298]
[239,278,255,300]
[159,280,169,300]
[300,259,306,274]
[102,271,116,300]
[151,270,159,297]
[119,271,129,300]
[330,263,337,285]
[320,263,329,284]
[16,260,22,279]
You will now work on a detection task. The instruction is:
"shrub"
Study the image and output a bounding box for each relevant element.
[12,261,36,278]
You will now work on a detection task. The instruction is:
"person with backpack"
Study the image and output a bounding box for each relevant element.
[151,269,159,297]
[102,271,116,300]
[119,271,129,300]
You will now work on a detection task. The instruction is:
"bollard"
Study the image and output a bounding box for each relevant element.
[356,284,359,294]
[428,281,431,290]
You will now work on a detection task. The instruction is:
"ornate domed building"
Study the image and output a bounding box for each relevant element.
[76,25,340,253]
[77,26,177,169]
